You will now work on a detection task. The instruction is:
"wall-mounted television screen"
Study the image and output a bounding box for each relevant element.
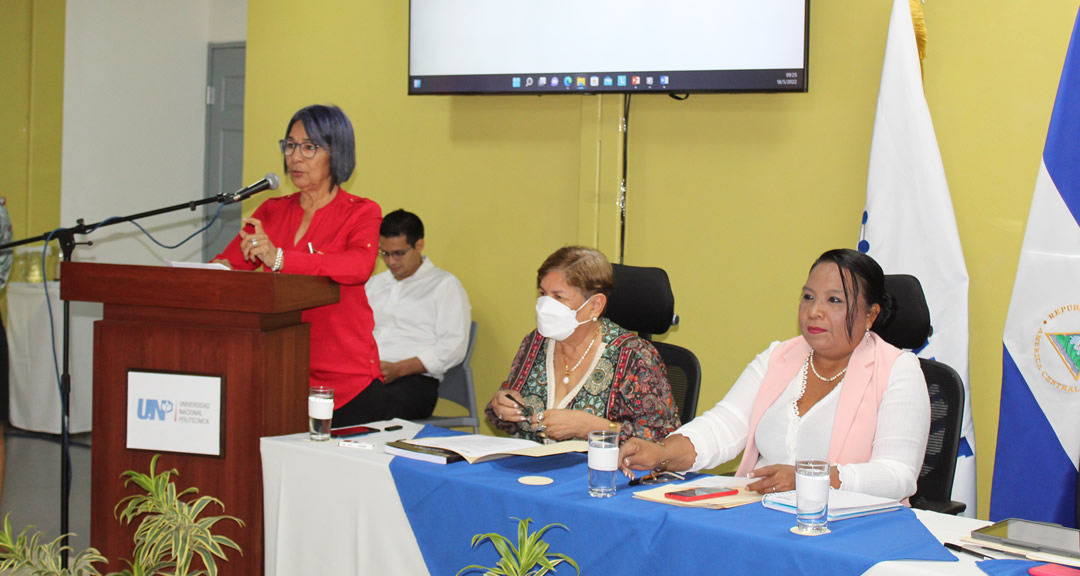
[409,0,810,95]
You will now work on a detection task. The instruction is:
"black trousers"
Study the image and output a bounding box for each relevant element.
[383,373,439,421]
[331,379,386,428]
[330,373,440,427]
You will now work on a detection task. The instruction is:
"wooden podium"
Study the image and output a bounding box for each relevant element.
[61,262,339,575]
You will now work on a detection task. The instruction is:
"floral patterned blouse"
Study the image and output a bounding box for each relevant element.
[485,318,680,443]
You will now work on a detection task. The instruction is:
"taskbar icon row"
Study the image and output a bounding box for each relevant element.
[510,74,670,90]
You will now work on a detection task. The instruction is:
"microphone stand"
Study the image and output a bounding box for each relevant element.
[0,189,251,568]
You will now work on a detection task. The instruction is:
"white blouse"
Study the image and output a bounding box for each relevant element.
[672,341,930,500]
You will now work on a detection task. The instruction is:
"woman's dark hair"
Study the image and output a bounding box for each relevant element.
[810,249,895,339]
[379,209,424,246]
[283,104,356,190]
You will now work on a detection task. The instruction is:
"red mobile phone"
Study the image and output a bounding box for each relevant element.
[664,487,739,502]
[1030,565,1080,576]
[330,425,379,438]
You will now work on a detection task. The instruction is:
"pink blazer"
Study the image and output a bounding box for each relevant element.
[735,332,904,477]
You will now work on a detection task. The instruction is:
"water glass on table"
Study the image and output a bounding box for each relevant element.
[794,459,830,534]
[308,386,334,441]
[587,430,618,498]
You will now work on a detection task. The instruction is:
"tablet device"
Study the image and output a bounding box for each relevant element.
[971,518,1080,559]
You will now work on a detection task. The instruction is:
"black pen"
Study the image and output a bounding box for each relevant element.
[944,542,992,560]
[506,395,531,417]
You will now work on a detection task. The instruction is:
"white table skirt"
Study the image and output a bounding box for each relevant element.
[261,419,428,576]
[262,421,993,576]
[6,281,98,433]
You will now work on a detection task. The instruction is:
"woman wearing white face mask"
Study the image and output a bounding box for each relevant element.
[485,246,680,443]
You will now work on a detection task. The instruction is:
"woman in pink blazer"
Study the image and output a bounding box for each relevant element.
[619,249,930,501]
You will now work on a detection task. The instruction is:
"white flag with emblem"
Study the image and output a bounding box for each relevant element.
[858,0,976,516]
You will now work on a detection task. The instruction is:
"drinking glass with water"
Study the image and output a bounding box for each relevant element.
[794,459,830,534]
[588,430,618,498]
[308,386,334,441]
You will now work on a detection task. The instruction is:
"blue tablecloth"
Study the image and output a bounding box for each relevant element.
[389,427,957,576]
[976,559,1044,576]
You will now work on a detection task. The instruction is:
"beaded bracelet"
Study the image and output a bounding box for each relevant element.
[271,248,284,272]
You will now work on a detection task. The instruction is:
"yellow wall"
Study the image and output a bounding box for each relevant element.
[0,0,65,313]
[245,1,1080,518]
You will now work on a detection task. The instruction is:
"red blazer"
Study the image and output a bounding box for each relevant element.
[215,189,383,407]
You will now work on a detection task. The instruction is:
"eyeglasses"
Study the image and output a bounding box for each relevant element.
[279,139,321,159]
[379,247,413,260]
[628,469,686,486]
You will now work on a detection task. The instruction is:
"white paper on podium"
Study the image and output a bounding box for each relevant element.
[166,260,229,270]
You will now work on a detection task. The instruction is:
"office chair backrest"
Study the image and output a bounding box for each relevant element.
[910,357,964,509]
[652,341,701,425]
[877,274,931,350]
[606,264,699,423]
[421,321,479,433]
[878,274,965,514]
[605,264,675,339]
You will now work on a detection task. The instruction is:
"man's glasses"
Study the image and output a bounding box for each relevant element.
[279,139,320,159]
[379,247,414,260]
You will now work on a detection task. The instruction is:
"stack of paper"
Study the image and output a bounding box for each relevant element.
[761,489,902,521]
[632,476,762,509]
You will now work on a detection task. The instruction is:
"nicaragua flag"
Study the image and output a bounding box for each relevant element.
[858,0,976,516]
[992,4,1080,528]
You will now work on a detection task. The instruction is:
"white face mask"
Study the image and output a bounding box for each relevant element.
[535,295,595,341]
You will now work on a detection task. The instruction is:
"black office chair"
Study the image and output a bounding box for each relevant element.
[877,274,967,515]
[605,264,701,425]
[420,321,479,433]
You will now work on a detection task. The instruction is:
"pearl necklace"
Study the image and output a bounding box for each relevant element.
[808,349,846,383]
[562,331,598,385]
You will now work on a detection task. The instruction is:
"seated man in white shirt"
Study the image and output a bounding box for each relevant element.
[366,209,472,419]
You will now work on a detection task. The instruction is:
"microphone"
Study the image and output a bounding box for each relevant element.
[223,173,279,204]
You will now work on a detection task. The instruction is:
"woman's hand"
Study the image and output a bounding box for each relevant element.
[746,464,796,494]
[618,434,696,480]
[489,389,528,423]
[618,437,669,477]
[238,217,277,268]
[529,409,602,441]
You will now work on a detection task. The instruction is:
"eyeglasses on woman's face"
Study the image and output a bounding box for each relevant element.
[279,139,321,159]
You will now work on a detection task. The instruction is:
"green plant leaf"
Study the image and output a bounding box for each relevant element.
[461,517,576,576]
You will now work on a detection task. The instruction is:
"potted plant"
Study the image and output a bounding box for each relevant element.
[0,454,242,576]
[0,517,106,576]
[458,517,579,576]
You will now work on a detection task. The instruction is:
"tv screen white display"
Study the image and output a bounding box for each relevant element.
[409,0,810,95]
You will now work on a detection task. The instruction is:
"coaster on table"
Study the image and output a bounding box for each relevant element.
[518,475,554,486]
[791,526,831,536]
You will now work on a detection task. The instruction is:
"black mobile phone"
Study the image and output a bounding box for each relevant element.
[330,425,380,438]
